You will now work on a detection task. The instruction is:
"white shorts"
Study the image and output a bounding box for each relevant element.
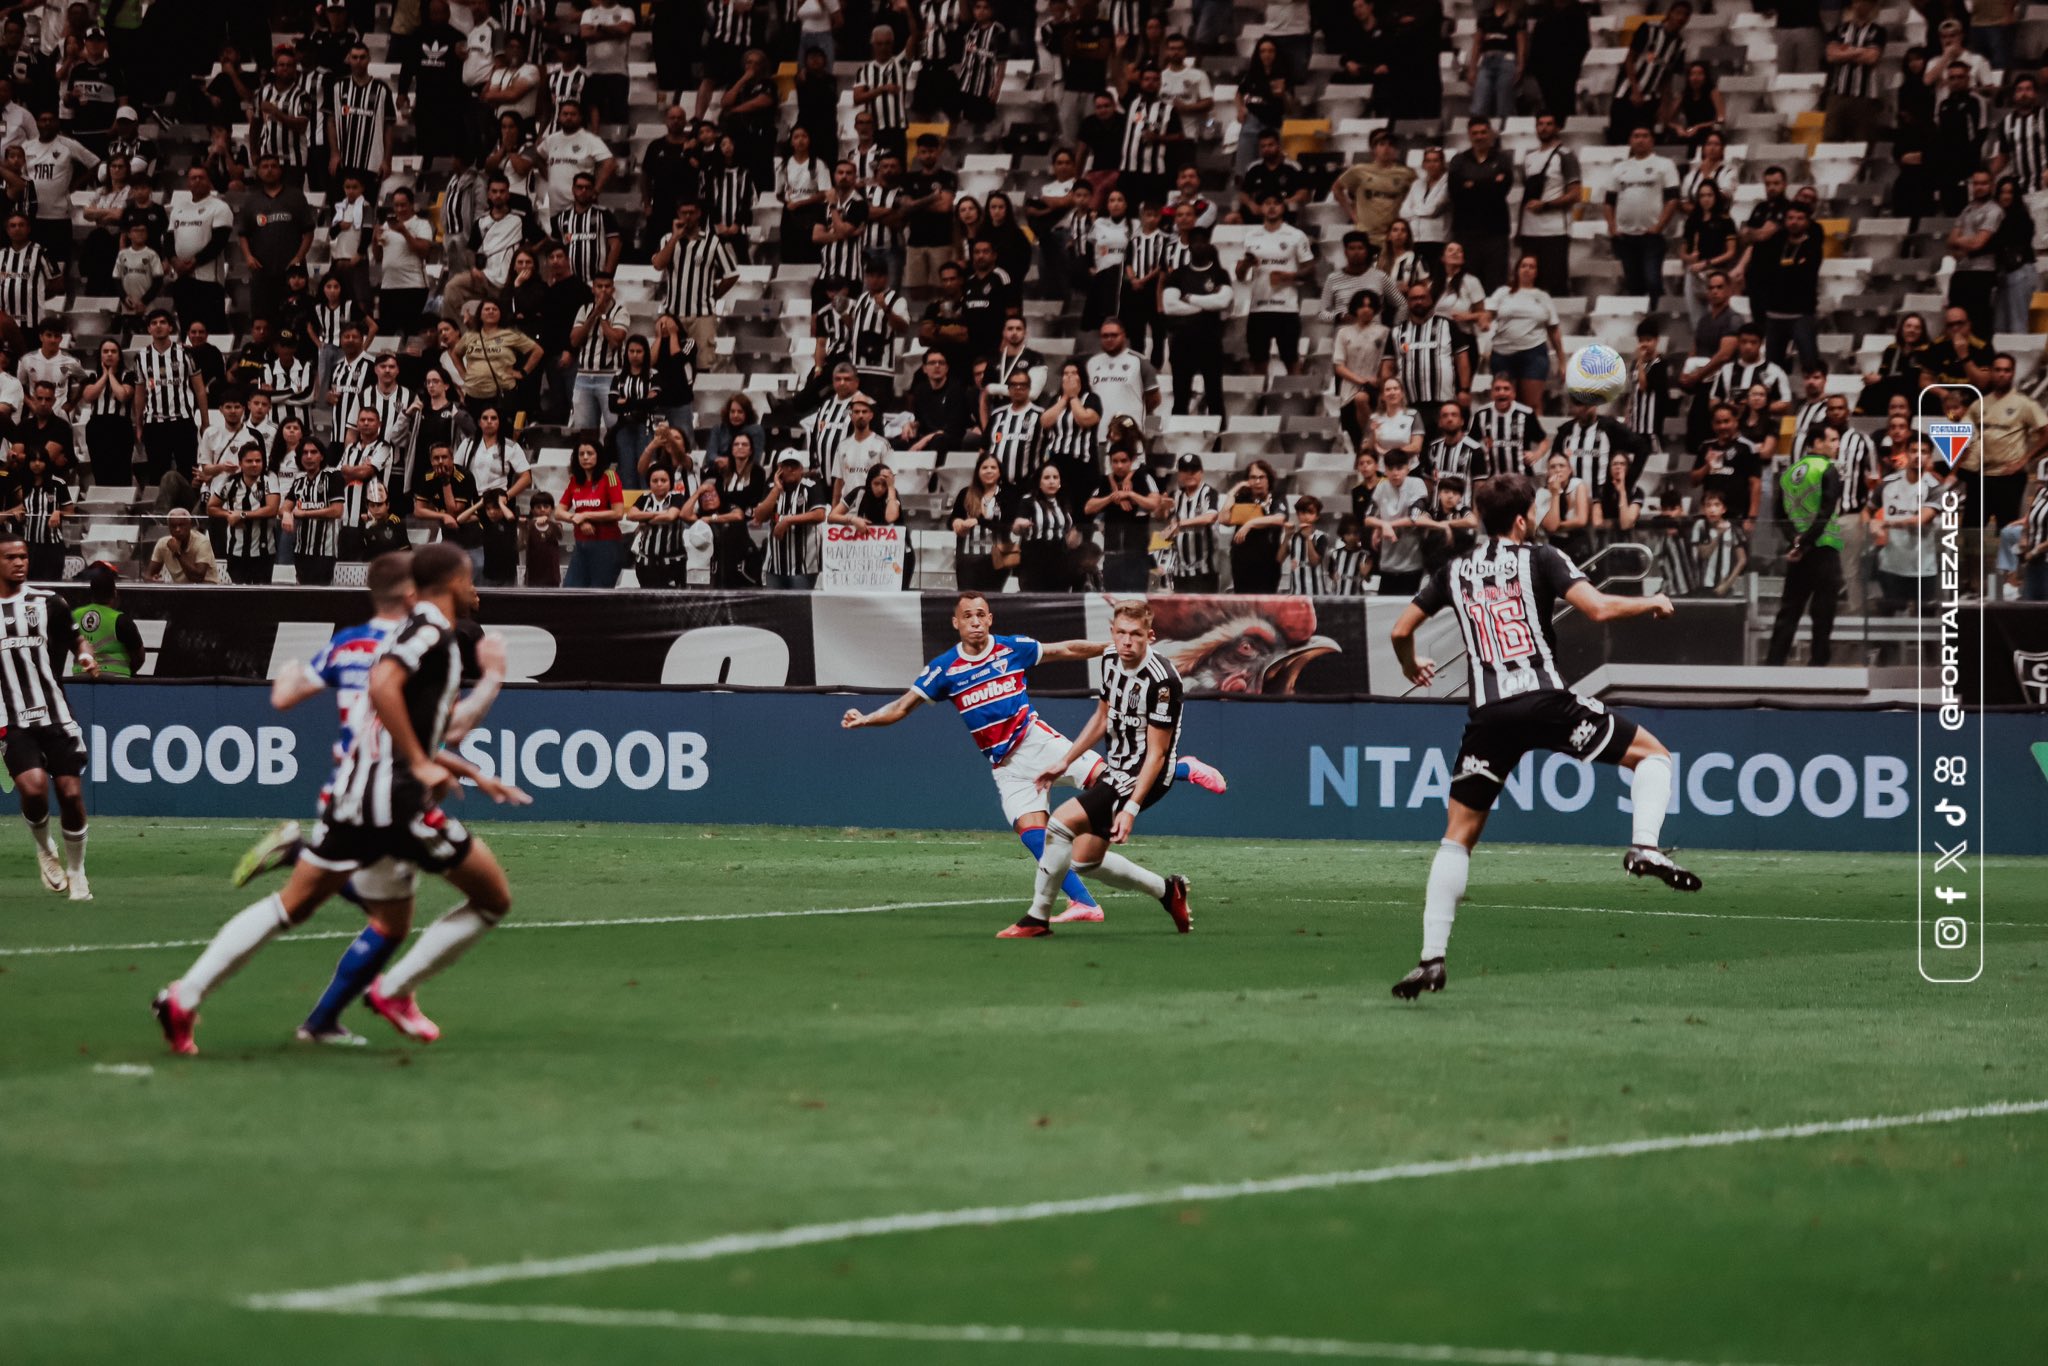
[349,856,418,902]
[990,722,1104,827]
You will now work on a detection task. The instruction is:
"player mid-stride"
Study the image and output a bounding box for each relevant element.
[0,529,97,900]
[1003,599,1192,939]
[1387,473,1700,1000]
[841,591,1224,925]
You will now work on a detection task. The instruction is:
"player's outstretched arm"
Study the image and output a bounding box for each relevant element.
[270,659,326,711]
[1563,581,1676,623]
[435,747,533,806]
[1038,638,1110,662]
[1389,602,1437,687]
[1038,701,1109,791]
[447,633,508,743]
[841,688,928,729]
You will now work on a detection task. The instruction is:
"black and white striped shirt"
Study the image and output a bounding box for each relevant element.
[312,300,365,348]
[1473,401,1543,478]
[610,368,656,421]
[1016,490,1073,546]
[1625,358,1671,439]
[1119,92,1173,175]
[264,356,315,426]
[0,241,48,322]
[856,55,912,132]
[1417,539,1584,709]
[1690,519,1745,588]
[339,440,392,525]
[1283,528,1330,595]
[329,75,396,170]
[1171,481,1219,575]
[917,0,962,61]
[573,299,626,372]
[660,228,737,318]
[1557,417,1622,491]
[706,0,754,47]
[851,286,907,384]
[1389,316,1460,404]
[1043,392,1103,466]
[554,204,619,281]
[545,64,587,134]
[138,342,200,423]
[820,190,868,282]
[704,165,756,237]
[634,490,689,564]
[1425,435,1485,485]
[988,401,1045,485]
[498,0,548,50]
[0,587,77,730]
[807,393,855,475]
[2024,484,2048,551]
[85,366,136,417]
[327,602,463,829]
[329,353,376,432]
[1824,21,1885,102]
[954,21,1006,100]
[1790,399,1829,460]
[1099,648,1183,784]
[19,479,67,544]
[1327,541,1370,594]
[211,473,277,558]
[1127,226,1174,284]
[288,468,342,558]
[363,384,413,442]
[1996,107,2048,193]
[1708,358,1791,408]
[256,79,311,167]
[1618,21,1685,100]
[1831,426,1880,514]
[764,477,828,576]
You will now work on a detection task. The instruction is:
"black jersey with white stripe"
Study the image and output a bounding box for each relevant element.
[138,341,200,423]
[661,228,737,318]
[19,479,68,544]
[1171,481,1219,575]
[212,473,277,558]
[0,586,77,729]
[326,601,463,828]
[288,469,342,559]
[1473,401,1543,478]
[635,490,690,564]
[1389,316,1461,404]
[1413,538,1587,710]
[987,401,1044,486]
[1099,648,1184,784]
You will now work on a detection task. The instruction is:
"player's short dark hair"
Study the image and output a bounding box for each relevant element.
[1635,318,1660,340]
[412,542,469,594]
[0,522,24,550]
[1342,230,1371,250]
[1475,473,1536,537]
[365,551,413,608]
[1737,322,1763,339]
[1383,450,1411,470]
[953,590,989,611]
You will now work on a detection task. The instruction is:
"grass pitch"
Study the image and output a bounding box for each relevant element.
[4,818,2045,1366]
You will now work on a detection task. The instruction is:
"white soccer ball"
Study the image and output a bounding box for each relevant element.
[1565,344,1629,406]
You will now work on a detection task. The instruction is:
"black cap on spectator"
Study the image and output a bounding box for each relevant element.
[1176,453,1203,472]
[84,26,105,41]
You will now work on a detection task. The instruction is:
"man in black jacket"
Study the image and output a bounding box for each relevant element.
[897,349,982,459]
[1160,231,1232,416]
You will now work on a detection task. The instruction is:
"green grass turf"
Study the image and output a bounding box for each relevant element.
[3,818,2045,1366]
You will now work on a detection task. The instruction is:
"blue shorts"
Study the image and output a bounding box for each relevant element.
[1491,345,1551,383]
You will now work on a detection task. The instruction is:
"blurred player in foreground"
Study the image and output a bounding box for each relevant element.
[841,591,1225,924]
[1002,599,1193,939]
[0,529,96,899]
[1387,473,1700,1000]
[155,545,528,1055]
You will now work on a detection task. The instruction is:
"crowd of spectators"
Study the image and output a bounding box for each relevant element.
[0,0,2040,612]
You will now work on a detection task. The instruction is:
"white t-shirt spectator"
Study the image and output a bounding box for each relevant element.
[1241,220,1314,313]
[1485,285,1559,357]
[833,431,890,490]
[1519,143,1581,239]
[23,133,97,219]
[18,349,80,412]
[1608,153,1679,236]
[169,191,236,285]
[1372,475,1431,572]
[377,214,435,289]
[458,434,531,494]
[580,4,635,72]
[538,127,610,213]
[1159,63,1214,140]
[1086,348,1159,432]
[1400,173,1450,246]
[1879,471,1940,578]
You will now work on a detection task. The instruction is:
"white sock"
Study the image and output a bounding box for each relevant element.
[1421,839,1470,961]
[1026,822,1076,921]
[61,824,86,879]
[379,903,494,997]
[1078,851,1167,899]
[176,894,291,1011]
[27,816,54,857]
[1630,755,1674,849]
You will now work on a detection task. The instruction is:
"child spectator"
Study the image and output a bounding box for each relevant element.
[525,490,565,587]
[114,220,162,319]
[1690,490,1748,597]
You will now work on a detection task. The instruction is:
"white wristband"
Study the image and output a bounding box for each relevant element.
[1119,800,1141,817]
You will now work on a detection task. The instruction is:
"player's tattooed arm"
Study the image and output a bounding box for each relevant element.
[446,634,507,743]
[1038,638,1110,662]
[841,687,929,729]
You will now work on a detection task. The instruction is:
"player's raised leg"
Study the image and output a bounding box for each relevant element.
[155,856,355,1055]
[365,836,513,1043]
[1619,730,1700,891]
[298,859,419,1045]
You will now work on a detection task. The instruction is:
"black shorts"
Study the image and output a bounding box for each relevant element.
[4,722,85,778]
[304,806,474,877]
[1448,691,1639,810]
[1071,768,1171,834]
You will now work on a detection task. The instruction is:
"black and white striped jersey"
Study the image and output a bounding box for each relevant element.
[288,468,342,559]
[1283,528,1330,595]
[84,366,136,418]
[1016,490,1072,544]
[916,0,962,61]
[705,0,755,47]
[1119,92,1173,175]
[807,393,855,475]
[855,55,911,132]
[851,286,906,385]
[1689,519,1745,589]
[138,342,201,424]
[264,356,315,427]
[1425,434,1485,485]
[954,21,1005,100]
[1616,20,1685,99]
[311,299,364,348]
[1327,541,1370,594]
[1413,538,1587,710]
[0,241,49,322]
[211,473,277,558]
[1171,481,1219,575]
[19,479,68,544]
[339,440,392,525]
[1389,316,1460,404]
[1099,648,1184,785]
[0,586,78,730]
[554,204,619,281]
[764,477,829,576]
[329,75,396,170]
[634,490,690,564]
[1126,226,1174,283]
[256,78,311,167]
[704,165,755,234]
[544,63,586,134]
[987,401,1045,486]
[573,299,627,372]
[1473,401,1544,478]
[863,183,900,255]
[330,353,376,432]
[1708,357,1791,409]
[1556,415,1636,491]
[1831,426,1880,514]
[660,228,737,318]
[819,189,867,283]
[326,602,463,828]
[1790,399,1829,460]
[363,384,413,441]
[1824,21,1885,101]
[1995,107,2048,194]
[2025,484,2048,550]
[1042,392,1103,467]
[1624,357,1672,440]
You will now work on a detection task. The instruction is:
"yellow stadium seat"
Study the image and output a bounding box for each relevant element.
[1790,110,1824,152]
[775,62,798,102]
[907,119,951,146]
[2030,292,2048,332]
[1818,217,1850,258]
[1619,13,1649,44]
[1281,118,1330,157]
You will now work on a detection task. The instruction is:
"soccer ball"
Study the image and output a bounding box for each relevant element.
[1565,344,1629,406]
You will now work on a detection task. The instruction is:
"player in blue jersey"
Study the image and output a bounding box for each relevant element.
[229,552,517,1043]
[841,592,1226,923]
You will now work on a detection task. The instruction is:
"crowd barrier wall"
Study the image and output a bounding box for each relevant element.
[59,684,2048,854]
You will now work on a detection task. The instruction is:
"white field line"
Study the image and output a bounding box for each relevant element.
[321,1298,1793,1366]
[1333,898,2039,930]
[244,1098,2048,1313]
[0,898,1015,958]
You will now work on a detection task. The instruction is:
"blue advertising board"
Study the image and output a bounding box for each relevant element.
[57,684,2048,854]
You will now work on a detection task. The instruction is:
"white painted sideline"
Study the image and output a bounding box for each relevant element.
[331,1298,1792,1366]
[245,1098,2048,1313]
[0,898,1016,958]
